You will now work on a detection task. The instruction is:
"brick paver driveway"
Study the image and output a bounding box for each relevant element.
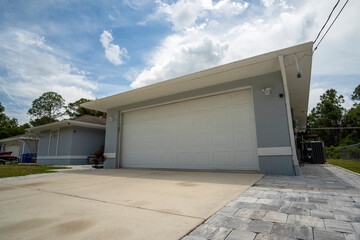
[184,164,360,240]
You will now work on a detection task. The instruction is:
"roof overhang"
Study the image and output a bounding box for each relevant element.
[83,42,313,129]
[27,120,106,132]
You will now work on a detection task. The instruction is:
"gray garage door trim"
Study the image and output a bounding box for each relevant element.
[120,86,259,171]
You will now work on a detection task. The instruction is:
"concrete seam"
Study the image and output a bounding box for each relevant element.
[2,182,205,221]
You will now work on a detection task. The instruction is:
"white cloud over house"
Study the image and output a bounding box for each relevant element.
[131,0,360,111]
[100,30,128,65]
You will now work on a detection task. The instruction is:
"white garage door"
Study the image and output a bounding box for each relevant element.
[122,89,258,170]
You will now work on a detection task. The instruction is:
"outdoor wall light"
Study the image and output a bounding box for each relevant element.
[108,116,113,122]
[295,55,302,78]
[262,87,272,96]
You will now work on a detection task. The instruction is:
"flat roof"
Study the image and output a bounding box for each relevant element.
[83,42,313,129]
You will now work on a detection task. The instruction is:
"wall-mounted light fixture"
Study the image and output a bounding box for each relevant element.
[262,87,272,96]
[108,116,113,122]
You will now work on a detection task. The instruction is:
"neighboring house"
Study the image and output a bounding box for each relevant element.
[0,134,39,160]
[28,115,106,165]
[82,42,313,175]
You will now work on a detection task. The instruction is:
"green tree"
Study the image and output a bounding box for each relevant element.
[28,92,65,125]
[65,98,105,118]
[307,89,345,147]
[341,84,360,145]
[0,102,27,139]
[351,84,360,101]
[29,116,58,127]
[308,89,344,128]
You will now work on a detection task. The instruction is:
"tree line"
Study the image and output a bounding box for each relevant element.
[0,92,104,139]
[307,84,360,147]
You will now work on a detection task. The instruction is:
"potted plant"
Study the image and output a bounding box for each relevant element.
[91,150,106,168]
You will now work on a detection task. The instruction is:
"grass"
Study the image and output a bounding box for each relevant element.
[327,159,360,174]
[0,164,70,178]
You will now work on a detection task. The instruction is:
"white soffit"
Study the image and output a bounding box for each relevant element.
[83,42,313,128]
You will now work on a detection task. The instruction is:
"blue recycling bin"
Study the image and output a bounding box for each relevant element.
[22,153,37,163]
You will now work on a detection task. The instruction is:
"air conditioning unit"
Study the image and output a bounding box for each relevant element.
[307,141,326,164]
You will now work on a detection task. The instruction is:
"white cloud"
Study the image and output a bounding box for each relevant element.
[132,0,360,112]
[100,30,128,65]
[131,35,228,88]
[0,29,98,123]
[156,0,248,31]
[261,0,275,8]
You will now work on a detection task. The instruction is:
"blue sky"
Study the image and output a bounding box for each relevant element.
[0,0,359,124]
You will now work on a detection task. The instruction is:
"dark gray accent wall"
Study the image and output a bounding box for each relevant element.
[259,156,294,175]
[103,71,295,174]
[37,130,50,156]
[71,126,105,155]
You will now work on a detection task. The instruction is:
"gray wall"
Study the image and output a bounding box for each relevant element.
[37,130,50,156]
[104,71,295,175]
[71,126,105,155]
[57,127,73,156]
[36,126,105,165]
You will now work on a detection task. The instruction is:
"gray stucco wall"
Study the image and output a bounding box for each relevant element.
[71,126,105,155]
[36,126,105,165]
[57,127,73,156]
[37,130,50,156]
[104,71,296,175]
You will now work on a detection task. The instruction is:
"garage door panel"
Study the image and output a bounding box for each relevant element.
[211,109,231,129]
[193,133,211,147]
[213,152,234,169]
[193,152,211,167]
[210,94,232,109]
[122,89,258,170]
[176,152,193,167]
[231,107,251,126]
[191,97,210,111]
[231,90,251,105]
[162,153,176,166]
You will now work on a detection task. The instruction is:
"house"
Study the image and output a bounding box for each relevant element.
[82,42,313,175]
[28,115,106,165]
[0,133,39,160]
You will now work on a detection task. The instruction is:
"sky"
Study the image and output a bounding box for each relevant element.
[0,0,359,124]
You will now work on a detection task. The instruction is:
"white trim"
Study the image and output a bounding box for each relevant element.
[258,147,292,156]
[104,152,116,158]
[278,54,300,174]
[122,86,252,113]
[37,155,88,160]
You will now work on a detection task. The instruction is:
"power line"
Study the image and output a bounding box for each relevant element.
[313,0,340,44]
[314,0,350,52]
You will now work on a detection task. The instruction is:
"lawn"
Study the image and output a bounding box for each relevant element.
[327,159,360,174]
[0,164,70,178]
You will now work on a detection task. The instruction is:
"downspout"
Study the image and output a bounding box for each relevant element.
[278,54,300,176]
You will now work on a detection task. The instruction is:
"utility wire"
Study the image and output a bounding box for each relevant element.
[313,0,340,44]
[314,0,350,52]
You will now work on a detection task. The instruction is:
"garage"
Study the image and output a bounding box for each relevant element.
[83,42,314,175]
[4,143,20,157]
[122,88,258,170]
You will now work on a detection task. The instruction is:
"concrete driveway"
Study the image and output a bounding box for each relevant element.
[0,169,263,240]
